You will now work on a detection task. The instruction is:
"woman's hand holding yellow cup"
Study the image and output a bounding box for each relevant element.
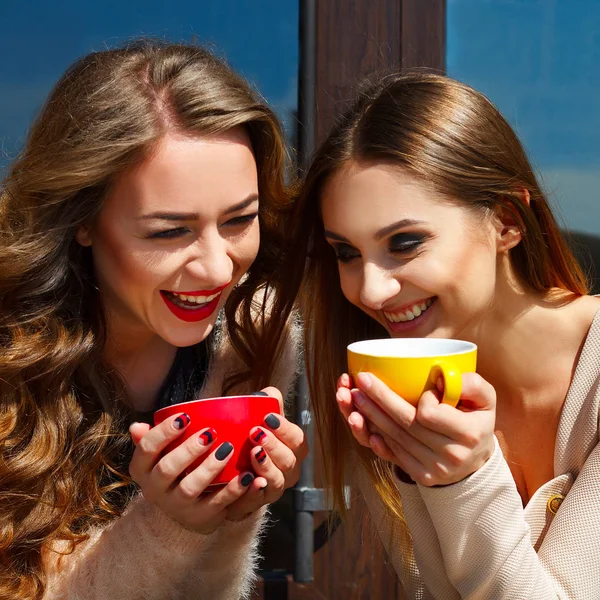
[339,338,497,486]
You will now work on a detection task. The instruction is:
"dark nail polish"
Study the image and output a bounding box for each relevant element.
[199,428,217,446]
[241,472,255,487]
[250,391,269,396]
[173,414,190,430]
[255,447,267,464]
[264,414,280,429]
[215,441,233,461]
[252,428,267,443]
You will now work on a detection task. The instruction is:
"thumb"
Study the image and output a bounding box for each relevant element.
[255,386,283,412]
[458,372,496,411]
[129,422,151,446]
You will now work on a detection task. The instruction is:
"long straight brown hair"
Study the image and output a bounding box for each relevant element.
[0,40,297,600]
[289,72,588,559]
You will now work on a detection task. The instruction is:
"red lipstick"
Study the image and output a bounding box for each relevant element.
[160,282,230,323]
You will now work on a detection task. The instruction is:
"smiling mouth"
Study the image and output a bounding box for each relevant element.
[161,290,222,310]
[383,297,436,323]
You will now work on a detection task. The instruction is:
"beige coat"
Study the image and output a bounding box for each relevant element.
[44,318,299,600]
[356,309,600,599]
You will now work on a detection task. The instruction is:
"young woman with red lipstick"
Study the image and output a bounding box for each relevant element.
[0,41,305,600]
[290,73,600,598]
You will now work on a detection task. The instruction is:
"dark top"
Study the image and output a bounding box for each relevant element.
[135,341,210,425]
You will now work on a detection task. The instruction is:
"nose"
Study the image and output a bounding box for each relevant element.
[185,235,233,289]
[359,261,401,311]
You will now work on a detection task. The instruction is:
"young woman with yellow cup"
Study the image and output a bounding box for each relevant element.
[288,73,600,598]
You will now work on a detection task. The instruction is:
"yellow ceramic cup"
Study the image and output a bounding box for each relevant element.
[347,338,477,407]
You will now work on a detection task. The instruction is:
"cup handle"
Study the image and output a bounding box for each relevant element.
[430,361,462,407]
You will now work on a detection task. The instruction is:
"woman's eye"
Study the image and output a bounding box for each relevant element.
[147,227,190,240]
[223,213,259,228]
[389,234,425,254]
[333,244,360,264]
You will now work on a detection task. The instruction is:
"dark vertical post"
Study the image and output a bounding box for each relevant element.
[294,0,317,585]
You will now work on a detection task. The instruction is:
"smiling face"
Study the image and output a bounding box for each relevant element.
[77,129,260,348]
[320,161,505,340]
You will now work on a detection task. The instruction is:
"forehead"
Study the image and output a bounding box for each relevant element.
[320,162,447,229]
[103,130,258,217]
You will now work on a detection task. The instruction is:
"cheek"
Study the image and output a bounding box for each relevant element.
[92,234,166,296]
[338,267,362,305]
[235,224,260,270]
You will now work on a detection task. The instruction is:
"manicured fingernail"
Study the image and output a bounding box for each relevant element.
[241,472,255,487]
[264,414,280,429]
[215,441,233,460]
[199,428,217,446]
[173,414,190,430]
[357,372,372,389]
[260,483,268,491]
[251,427,267,443]
[250,391,269,396]
[255,447,267,464]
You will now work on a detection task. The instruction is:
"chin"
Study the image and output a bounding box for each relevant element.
[161,321,216,348]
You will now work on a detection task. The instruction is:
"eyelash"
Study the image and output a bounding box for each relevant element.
[148,227,189,240]
[334,237,425,263]
[147,213,258,240]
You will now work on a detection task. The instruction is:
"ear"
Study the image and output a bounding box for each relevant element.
[494,189,529,253]
[75,224,93,247]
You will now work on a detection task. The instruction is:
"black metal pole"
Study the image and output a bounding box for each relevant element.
[294,0,316,584]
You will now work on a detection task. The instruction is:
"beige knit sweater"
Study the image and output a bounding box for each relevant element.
[356,309,600,599]
[42,317,299,600]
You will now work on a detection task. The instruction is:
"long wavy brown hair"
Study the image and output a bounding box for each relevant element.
[0,40,297,600]
[289,72,588,563]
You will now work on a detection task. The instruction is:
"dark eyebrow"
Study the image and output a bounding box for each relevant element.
[138,194,259,221]
[324,219,425,243]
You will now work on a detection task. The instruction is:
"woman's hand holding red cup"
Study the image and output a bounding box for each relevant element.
[129,386,308,532]
[225,386,308,520]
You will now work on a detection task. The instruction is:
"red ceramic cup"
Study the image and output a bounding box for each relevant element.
[153,394,281,488]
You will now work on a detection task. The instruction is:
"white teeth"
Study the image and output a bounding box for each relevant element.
[172,291,221,305]
[383,298,435,324]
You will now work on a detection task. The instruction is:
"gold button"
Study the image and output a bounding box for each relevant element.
[547,494,564,514]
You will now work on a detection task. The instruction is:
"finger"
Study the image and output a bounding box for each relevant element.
[249,426,297,476]
[355,372,417,430]
[251,446,286,502]
[347,410,372,447]
[150,427,218,492]
[371,433,427,483]
[129,422,151,445]
[376,419,444,470]
[415,389,491,446]
[199,470,257,519]
[337,373,353,390]
[354,388,451,452]
[368,433,398,463]
[458,372,496,411]
[172,441,235,503]
[336,386,354,420]
[226,475,269,520]
[129,413,191,479]
[257,385,284,412]
[261,413,307,459]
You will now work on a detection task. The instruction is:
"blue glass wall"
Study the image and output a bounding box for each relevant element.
[447,0,600,236]
[0,1,298,174]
